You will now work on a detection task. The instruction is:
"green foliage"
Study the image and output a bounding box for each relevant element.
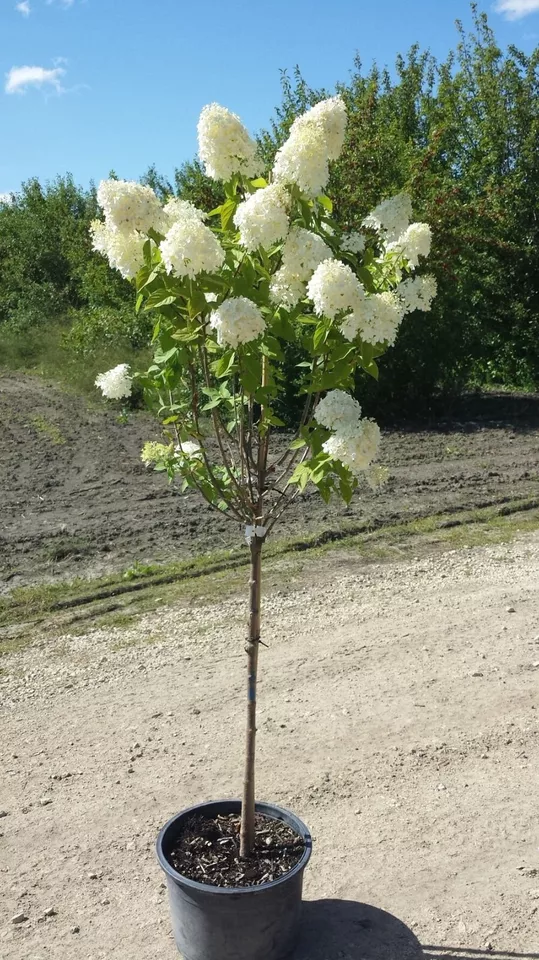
[66,305,153,357]
[1,6,538,412]
[258,7,539,411]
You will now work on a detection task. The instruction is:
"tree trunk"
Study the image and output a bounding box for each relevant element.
[240,536,262,858]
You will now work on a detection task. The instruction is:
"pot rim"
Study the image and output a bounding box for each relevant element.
[156,798,312,895]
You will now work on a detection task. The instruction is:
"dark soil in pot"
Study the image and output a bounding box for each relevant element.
[166,811,305,887]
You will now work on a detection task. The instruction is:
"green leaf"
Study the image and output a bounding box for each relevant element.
[143,292,177,311]
[289,437,307,450]
[211,349,237,379]
[317,194,333,213]
[188,288,207,319]
[272,312,297,342]
[289,462,311,492]
[250,177,268,189]
[220,197,238,231]
[261,336,284,361]
[264,411,285,427]
[313,320,331,353]
[154,347,179,364]
[171,327,201,343]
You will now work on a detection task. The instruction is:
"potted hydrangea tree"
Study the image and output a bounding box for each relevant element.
[93,97,436,960]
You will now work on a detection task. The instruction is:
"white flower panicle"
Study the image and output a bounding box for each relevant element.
[314,389,362,435]
[307,259,365,319]
[322,418,381,476]
[341,231,366,255]
[141,441,172,465]
[233,184,290,252]
[273,97,347,198]
[296,97,347,160]
[365,464,390,491]
[398,275,438,313]
[387,222,432,268]
[341,291,406,346]
[270,227,334,307]
[90,220,146,280]
[270,268,307,308]
[176,440,202,460]
[315,390,382,479]
[282,227,334,279]
[95,364,132,400]
[97,179,165,235]
[160,217,225,279]
[273,126,329,199]
[197,103,260,182]
[209,296,265,348]
[163,197,207,229]
[363,192,413,242]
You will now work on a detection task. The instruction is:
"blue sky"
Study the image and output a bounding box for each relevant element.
[1,0,538,197]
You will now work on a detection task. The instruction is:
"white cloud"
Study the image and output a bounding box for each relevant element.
[494,0,539,19]
[15,1,31,16]
[5,64,66,95]
[0,193,14,205]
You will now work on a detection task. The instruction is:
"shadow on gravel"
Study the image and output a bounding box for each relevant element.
[424,950,539,959]
[296,901,539,960]
[423,947,539,960]
[296,900,423,959]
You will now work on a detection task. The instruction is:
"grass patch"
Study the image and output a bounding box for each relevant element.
[0,321,150,397]
[30,415,66,445]
[2,495,539,652]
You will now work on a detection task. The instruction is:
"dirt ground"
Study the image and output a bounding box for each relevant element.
[2,371,539,591]
[1,532,539,959]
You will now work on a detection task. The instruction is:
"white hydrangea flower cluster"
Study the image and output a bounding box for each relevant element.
[322,419,381,476]
[176,440,202,460]
[163,197,207,229]
[160,202,225,279]
[234,184,290,252]
[365,463,390,491]
[273,97,347,198]
[141,441,173,465]
[95,363,132,400]
[209,296,265,348]
[314,389,362,435]
[341,291,406,346]
[269,270,307,309]
[97,179,166,235]
[90,219,146,280]
[92,179,167,279]
[397,275,438,313]
[315,389,382,478]
[363,192,413,242]
[341,231,366,255]
[387,222,432,268]
[307,259,365,319]
[197,103,260,182]
[270,227,334,307]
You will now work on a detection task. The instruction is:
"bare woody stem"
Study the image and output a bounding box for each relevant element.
[240,356,269,858]
[239,536,262,858]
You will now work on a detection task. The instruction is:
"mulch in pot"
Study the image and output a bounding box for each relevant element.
[167,812,305,888]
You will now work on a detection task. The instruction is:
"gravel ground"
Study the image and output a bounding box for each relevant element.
[1,534,539,959]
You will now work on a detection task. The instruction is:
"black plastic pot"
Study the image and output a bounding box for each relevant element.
[156,799,312,960]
